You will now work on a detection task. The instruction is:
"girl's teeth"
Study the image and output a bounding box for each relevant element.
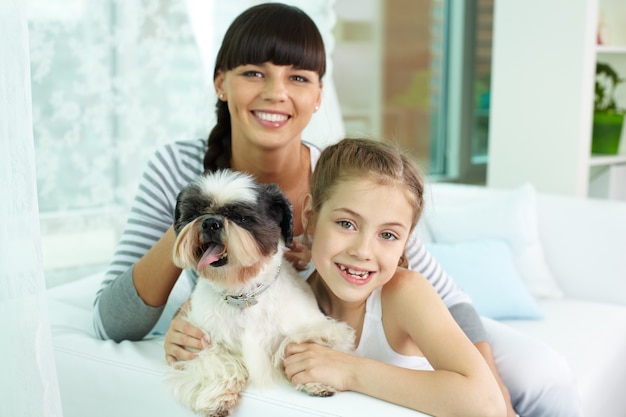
[339,264,369,278]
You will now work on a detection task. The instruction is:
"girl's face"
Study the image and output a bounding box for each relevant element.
[306,177,414,304]
[215,62,322,151]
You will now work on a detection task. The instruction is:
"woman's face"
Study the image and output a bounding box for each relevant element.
[307,177,414,304]
[215,62,322,151]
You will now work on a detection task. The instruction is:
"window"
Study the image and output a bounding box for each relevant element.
[332,0,494,183]
[332,0,449,174]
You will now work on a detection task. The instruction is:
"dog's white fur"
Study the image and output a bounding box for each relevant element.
[164,170,355,417]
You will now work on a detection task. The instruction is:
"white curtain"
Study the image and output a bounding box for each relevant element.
[0,0,63,416]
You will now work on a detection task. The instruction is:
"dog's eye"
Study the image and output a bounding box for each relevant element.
[235,215,252,225]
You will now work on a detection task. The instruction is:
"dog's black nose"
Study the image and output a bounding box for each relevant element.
[202,216,223,232]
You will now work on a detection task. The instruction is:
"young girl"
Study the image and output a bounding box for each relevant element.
[284,138,506,417]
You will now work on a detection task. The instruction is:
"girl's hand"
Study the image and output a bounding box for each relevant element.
[164,300,210,366]
[283,342,355,391]
[284,239,311,271]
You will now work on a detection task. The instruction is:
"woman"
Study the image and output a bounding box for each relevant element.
[93,4,580,417]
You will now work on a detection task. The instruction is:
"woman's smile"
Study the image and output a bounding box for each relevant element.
[252,110,290,128]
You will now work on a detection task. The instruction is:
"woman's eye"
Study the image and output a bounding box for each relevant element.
[291,75,308,83]
[243,70,262,78]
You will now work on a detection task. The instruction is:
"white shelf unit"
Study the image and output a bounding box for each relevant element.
[596,45,626,54]
[589,154,626,166]
[590,0,626,200]
[488,0,626,202]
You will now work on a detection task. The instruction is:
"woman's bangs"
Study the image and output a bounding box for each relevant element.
[235,30,325,77]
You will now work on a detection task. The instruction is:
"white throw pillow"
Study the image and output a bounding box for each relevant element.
[426,183,563,298]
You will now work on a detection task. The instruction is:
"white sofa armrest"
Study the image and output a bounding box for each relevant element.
[537,194,626,305]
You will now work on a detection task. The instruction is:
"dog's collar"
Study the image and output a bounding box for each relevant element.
[221,263,281,308]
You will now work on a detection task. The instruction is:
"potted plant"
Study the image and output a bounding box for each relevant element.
[592,62,624,155]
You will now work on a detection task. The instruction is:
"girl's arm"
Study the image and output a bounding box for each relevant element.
[284,271,506,417]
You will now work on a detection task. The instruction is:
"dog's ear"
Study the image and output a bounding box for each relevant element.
[264,184,294,246]
[173,190,185,235]
[174,183,199,235]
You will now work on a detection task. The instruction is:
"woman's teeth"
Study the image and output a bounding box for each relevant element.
[255,111,288,122]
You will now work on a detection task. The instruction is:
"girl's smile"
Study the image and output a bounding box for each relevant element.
[336,262,374,286]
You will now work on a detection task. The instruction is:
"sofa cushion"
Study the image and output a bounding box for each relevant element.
[426,239,543,320]
[425,183,563,298]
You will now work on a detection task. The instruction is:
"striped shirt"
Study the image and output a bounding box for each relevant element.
[93,139,483,342]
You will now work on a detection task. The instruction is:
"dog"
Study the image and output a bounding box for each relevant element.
[164,169,355,417]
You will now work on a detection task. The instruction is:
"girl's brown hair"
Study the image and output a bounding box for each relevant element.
[204,3,326,172]
[311,137,425,235]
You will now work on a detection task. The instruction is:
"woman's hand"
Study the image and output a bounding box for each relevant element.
[164,299,210,366]
[284,239,311,271]
[283,342,355,391]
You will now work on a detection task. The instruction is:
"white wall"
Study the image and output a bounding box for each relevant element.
[487,0,598,197]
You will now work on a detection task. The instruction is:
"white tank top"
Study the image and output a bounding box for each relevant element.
[355,288,434,371]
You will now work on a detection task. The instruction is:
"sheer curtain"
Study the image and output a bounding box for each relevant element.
[29,0,212,286]
[0,0,63,416]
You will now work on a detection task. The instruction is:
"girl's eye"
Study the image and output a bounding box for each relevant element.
[337,220,354,230]
[381,232,398,241]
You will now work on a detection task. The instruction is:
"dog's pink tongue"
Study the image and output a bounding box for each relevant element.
[198,243,225,270]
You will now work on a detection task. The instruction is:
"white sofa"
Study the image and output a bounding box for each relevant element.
[47,182,626,417]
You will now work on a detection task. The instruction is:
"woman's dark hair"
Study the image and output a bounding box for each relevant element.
[204,3,326,172]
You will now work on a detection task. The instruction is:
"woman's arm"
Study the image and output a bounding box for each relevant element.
[284,272,506,417]
[132,226,182,307]
[93,139,206,341]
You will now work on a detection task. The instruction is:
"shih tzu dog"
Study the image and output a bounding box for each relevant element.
[164,170,355,417]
